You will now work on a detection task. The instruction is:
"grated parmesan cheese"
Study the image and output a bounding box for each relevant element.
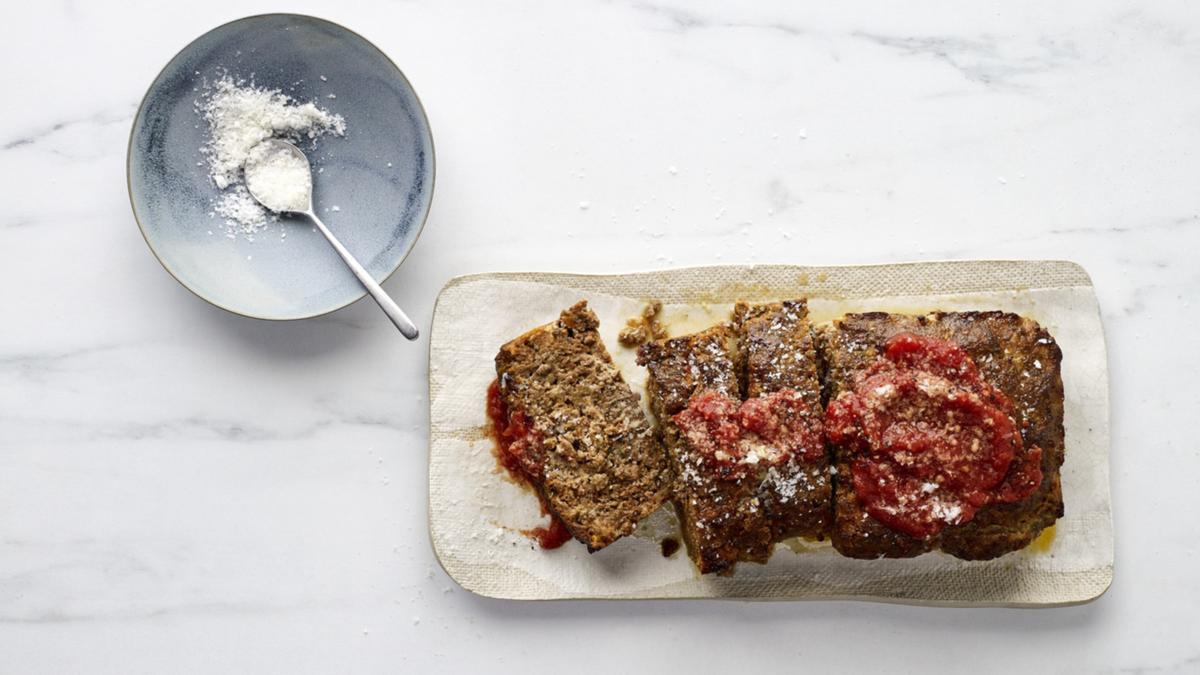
[196,75,345,239]
[244,142,312,213]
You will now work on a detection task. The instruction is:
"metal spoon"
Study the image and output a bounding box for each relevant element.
[243,139,419,340]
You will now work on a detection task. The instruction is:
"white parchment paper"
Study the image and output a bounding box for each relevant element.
[428,261,1112,605]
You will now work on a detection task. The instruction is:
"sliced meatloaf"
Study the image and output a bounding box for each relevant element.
[494,301,671,551]
[637,300,828,574]
[819,311,1065,560]
[736,300,831,542]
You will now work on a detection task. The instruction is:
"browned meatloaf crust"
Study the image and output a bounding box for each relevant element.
[494,301,671,551]
[819,311,1065,560]
[637,300,828,574]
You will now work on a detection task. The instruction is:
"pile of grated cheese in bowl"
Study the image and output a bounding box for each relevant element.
[196,75,345,240]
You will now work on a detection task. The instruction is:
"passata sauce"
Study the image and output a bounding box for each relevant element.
[485,379,572,549]
[673,388,823,479]
[825,333,1042,539]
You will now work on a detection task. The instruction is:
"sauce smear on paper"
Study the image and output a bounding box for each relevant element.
[660,537,681,558]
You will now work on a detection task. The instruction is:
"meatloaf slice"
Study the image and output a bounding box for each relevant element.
[494,301,671,551]
[819,311,1065,560]
[636,321,761,574]
[735,300,831,541]
[637,300,830,575]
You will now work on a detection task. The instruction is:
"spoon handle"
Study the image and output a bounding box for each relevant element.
[306,211,419,340]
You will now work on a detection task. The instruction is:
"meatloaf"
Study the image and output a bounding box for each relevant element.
[494,301,672,551]
[637,300,828,574]
[637,320,756,573]
[736,301,831,542]
[819,311,1064,560]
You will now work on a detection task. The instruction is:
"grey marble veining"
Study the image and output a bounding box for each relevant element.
[1,0,1198,673]
[629,2,806,37]
[1,108,134,152]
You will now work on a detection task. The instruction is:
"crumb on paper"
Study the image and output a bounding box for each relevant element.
[618,300,666,347]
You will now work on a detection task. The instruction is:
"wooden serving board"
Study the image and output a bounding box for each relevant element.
[427,261,1113,605]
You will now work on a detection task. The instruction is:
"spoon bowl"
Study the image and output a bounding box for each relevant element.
[243,139,314,215]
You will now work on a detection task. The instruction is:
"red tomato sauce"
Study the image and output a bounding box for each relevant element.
[485,379,571,549]
[825,333,1042,539]
[673,388,824,480]
[524,517,573,550]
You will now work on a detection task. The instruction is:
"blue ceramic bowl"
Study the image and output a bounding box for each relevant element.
[128,14,434,320]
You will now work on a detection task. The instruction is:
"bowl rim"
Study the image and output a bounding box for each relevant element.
[126,12,436,322]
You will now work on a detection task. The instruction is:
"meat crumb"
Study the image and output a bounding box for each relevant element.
[619,300,667,347]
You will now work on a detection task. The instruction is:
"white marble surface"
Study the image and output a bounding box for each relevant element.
[1,1,1196,672]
